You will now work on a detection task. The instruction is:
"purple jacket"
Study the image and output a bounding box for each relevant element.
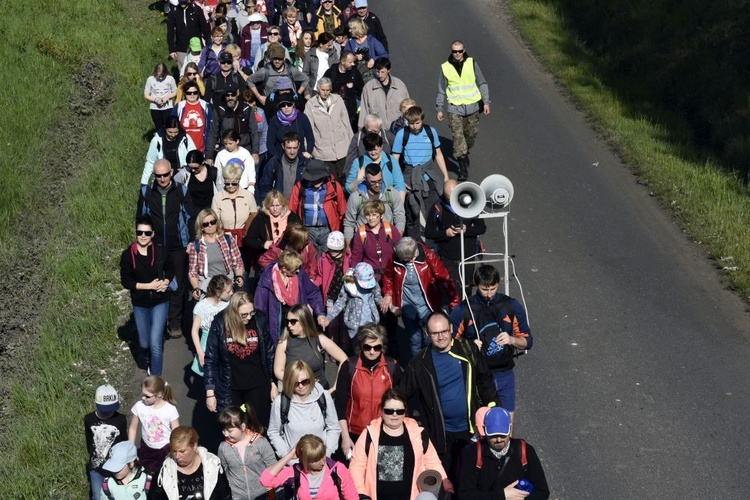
[254,263,325,344]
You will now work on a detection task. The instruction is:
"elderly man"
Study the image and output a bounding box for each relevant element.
[400,310,499,479]
[137,159,197,339]
[436,40,491,180]
[459,407,550,499]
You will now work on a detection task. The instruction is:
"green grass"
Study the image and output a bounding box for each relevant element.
[0,0,168,496]
[509,0,750,298]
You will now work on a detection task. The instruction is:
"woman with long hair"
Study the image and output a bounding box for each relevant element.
[204,292,276,426]
[120,215,174,376]
[190,274,234,377]
[144,62,177,131]
[175,61,207,102]
[266,362,341,459]
[187,209,246,300]
[243,190,301,274]
[200,26,228,77]
[273,304,347,389]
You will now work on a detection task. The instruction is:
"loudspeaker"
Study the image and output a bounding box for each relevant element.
[450,181,486,219]
[480,174,514,207]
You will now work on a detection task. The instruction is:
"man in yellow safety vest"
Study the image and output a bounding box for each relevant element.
[436,40,491,181]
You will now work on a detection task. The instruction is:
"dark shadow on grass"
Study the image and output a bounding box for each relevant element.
[117,313,147,369]
[143,128,157,142]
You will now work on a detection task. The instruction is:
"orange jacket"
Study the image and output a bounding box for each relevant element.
[349,417,447,500]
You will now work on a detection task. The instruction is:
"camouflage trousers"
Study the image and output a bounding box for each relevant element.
[447,111,481,158]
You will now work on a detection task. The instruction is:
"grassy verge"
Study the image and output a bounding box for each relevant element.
[0,0,166,496]
[508,0,750,298]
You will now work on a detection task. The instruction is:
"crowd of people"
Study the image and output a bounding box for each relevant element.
[86,0,550,498]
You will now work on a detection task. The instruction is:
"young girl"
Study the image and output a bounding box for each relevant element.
[214,129,256,193]
[292,29,314,70]
[217,406,277,500]
[326,262,384,341]
[128,376,180,475]
[191,274,234,377]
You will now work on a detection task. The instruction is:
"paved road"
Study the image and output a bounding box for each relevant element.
[141,1,750,498]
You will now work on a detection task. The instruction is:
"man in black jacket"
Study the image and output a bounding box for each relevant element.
[353,0,388,52]
[400,310,500,480]
[205,83,260,165]
[167,0,211,69]
[137,159,197,339]
[324,50,364,132]
[204,53,248,108]
[459,407,550,499]
[425,179,487,297]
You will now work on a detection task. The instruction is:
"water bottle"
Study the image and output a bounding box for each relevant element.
[516,479,534,494]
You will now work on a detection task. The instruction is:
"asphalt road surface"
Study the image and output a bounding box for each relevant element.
[140,1,750,498]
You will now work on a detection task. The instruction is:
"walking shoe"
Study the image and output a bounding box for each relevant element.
[457,156,469,181]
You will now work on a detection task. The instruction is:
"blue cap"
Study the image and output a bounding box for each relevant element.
[102,441,138,473]
[355,262,377,289]
[484,407,512,436]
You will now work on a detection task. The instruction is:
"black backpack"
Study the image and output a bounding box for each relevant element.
[464,296,516,370]
[398,125,437,168]
[278,391,327,437]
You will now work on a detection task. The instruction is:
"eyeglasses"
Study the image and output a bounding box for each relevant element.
[225,92,238,97]
[382,408,406,416]
[296,378,311,387]
[286,318,299,325]
[185,90,199,95]
[362,344,383,352]
[224,182,239,187]
[279,102,293,108]
[268,32,280,36]
[201,219,218,228]
[136,230,154,237]
[186,72,198,77]
[154,172,171,179]
[221,60,233,65]
[141,393,156,399]
[240,311,255,319]
[452,49,465,54]
[428,329,451,337]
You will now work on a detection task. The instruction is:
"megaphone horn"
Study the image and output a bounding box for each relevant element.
[449,181,486,219]
[480,174,514,207]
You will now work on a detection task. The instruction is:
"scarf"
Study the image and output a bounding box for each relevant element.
[287,21,302,47]
[268,210,290,242]
[317,95,332,114]
[271,263,299,305]
[277,107,299,126]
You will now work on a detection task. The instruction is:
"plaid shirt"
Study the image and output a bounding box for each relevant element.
[188,234,245,279]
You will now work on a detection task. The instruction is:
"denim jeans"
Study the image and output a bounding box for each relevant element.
[89,469,104,500]
[133,301,169,376]
[403,314,428,357]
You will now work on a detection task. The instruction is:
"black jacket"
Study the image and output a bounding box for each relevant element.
[324,65,364,122]
[137,181,197,250]
[242,210,303,264]
[424,199,487,261]
[203,310,274,411]
[205,102,260,160]
[166,3,211,53]
[400,337,499,454]
[458,438,550,500]
[120,243,175,308]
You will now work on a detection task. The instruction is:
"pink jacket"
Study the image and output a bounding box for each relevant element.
[258,240,320,283]
[316,250,352,301]
[349,417,448,500]
[259,461,359,500]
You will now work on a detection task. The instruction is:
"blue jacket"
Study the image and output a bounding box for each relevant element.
[204,310,274,411]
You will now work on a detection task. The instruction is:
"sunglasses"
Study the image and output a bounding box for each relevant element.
[224,182,239,187]
[362,344,383,353]
[141,393,156,399]
[296,378,311,387]
[225,92,238,97]
[452,49,465,54]
[383,408,406,416]
[241,311,255,319]
[279,102,293,108]
[185,90,199,95]
[202,219,218,228]
[186,72,198,76]
[269,32,280,36]
[221,60,233,65]
[154,172,171,179]
[286,318,299,325]
[136,230,154,237]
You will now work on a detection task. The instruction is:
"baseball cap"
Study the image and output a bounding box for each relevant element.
[95,384,120,412]
[355,262,377,289]
[102,441,138,473]
[484,407,512,436]
[354,0,368,8]
[327,231,345,251]
[220,51,234,63]
[189,37,202,53]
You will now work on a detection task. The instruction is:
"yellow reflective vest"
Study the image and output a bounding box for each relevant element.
[441,57,481,105]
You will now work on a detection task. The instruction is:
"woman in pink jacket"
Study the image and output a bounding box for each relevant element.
[260,434,359,500]
[349,388,453,500]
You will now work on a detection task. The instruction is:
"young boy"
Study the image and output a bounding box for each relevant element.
[391,105,450,239]
[450,264,532,421]
[84,384,128,500]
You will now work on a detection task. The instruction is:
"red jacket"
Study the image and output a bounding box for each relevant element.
[382,242,460,312]
[288,176,346,232]
[257,239,320,284]
[346,356,395,435]
[316,250,352,300]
